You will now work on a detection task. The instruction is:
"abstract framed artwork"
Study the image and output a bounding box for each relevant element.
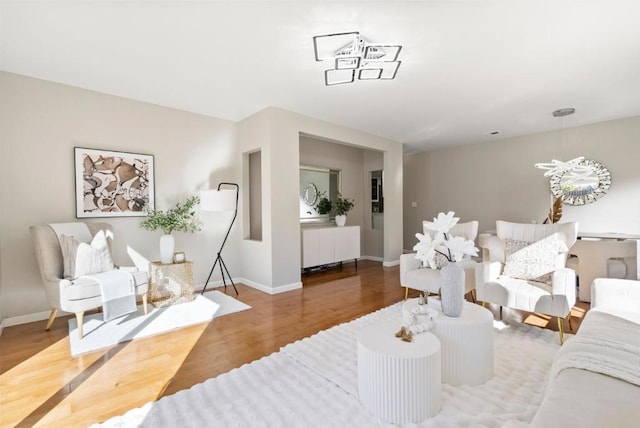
[74,147,155,218]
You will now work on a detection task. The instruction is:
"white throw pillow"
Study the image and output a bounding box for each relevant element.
[61,230,114,279]
[502,238,567,285]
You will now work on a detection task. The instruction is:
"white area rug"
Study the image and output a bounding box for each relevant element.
[69,290,251,356]
[97,301,566,427]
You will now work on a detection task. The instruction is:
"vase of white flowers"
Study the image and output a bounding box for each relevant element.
[413,211,478,317]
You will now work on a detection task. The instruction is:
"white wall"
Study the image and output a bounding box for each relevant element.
[0,72,241,321]
[403,115,640,250]
[238,109,273,290]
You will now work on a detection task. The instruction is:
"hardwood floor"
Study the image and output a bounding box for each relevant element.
[0,261,589,427]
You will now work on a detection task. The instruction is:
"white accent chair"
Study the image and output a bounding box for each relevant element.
[476,221,578,344]
[400,221,479,300]
[30,222,149,338]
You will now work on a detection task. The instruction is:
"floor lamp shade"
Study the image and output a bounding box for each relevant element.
[200,189,236,212]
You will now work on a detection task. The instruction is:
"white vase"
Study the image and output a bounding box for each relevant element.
[160,234,175,264]
[335,214,347,227]
[440,262,465,317]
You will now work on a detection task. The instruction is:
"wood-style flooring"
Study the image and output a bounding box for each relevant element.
[0,261,589,427]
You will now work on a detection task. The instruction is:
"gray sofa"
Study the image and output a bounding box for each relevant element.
[531,278,640,427]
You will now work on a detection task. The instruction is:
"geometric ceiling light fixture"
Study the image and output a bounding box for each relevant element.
[313,31,402,86]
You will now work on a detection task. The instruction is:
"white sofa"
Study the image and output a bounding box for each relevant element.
[531,278,640,427]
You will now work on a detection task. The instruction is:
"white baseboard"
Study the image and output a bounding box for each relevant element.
[193,279,226,294]
[383,259,400,267]
[360,256,383,262]
[4,310,52,327]
[195,278,302,296]
[0,318,4,336]
[237,278,302,295]
[271,281,303,294]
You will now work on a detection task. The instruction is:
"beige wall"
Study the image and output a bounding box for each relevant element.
[362,150,385,259]
[403,115,640,250]
[0,72,404,322]
[0,72,241,322]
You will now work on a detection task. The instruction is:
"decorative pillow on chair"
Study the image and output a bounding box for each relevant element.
[61,230,114,279]
[421,252,449,270]
[502,238,568,285]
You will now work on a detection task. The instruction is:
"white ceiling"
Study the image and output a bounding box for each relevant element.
[2,1,640,153]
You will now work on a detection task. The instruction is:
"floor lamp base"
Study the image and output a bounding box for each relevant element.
[201,252,238,296]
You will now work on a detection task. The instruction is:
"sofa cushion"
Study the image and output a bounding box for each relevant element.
[532,367,640,428]
[533,309,640,427]
[502,238,567,285]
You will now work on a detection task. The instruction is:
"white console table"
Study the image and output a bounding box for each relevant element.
[301,225,360,269]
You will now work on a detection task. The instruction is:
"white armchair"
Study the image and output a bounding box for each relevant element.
[400,221,479,300]
[30,222,149,338]
[476,220,578,344]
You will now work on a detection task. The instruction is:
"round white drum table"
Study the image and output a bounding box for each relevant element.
[357,320,441,424]
[403,298,494,386]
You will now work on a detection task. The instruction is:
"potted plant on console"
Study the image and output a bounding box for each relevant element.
[334,193,355,227]
[140,195,201,264]
[315,191,333,216]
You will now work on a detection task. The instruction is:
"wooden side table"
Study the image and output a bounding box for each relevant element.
[149,261,194,308]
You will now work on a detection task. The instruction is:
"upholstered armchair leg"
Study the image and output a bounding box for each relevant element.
[45,308,58,330]
[404,287,409,300]
[482,301,486,308]
[557,317,565,345]
[567,312,573,331]
[470,289,476,303]
[76,312,85,339]
[142,293,148,315]
[499,306,503,320]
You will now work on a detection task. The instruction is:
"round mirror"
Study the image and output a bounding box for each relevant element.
[302,183,319,206]
[550,159,611,205]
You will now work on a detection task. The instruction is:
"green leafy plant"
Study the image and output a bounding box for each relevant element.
[140,195,201,234]
[334,193,355,216]
[315,191,333,215]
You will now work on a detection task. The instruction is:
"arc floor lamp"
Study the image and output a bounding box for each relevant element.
[200,182,239,295]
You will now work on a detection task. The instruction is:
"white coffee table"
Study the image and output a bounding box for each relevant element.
[403,298,494,386]
[357,320,441,423]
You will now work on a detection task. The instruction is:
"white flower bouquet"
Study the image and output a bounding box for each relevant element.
[413,211,479,269]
